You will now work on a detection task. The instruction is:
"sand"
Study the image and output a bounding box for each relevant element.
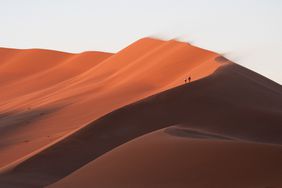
[49,127,282,188]
[0,38,220,168]
[0,38,281,188]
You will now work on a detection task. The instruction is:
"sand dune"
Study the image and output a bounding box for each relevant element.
[0,48,73,86]
[0,38,220,170]
[50,127,282,188]
[1,61,282,187]
[0,38,281,188]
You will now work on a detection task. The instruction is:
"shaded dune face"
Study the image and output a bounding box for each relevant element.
[1,38,282,188]
[48,63,282,188]
[1,61,282,187]
[0,38,221,169]
[49,128,282,188]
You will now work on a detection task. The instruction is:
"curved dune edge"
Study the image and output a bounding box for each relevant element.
[0,60,281,187]
[49,62,282,188]
[0,38,222,169]
[49,127,282,188]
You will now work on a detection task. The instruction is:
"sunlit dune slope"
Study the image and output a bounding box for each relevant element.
[0,48,112,99]
[0,38,221,169]
[1,62,282,187]
[0,47,74,85]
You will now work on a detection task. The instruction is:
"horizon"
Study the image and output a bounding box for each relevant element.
[1,0,282,84]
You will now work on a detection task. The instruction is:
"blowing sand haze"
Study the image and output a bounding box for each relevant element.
[0,37,282,188]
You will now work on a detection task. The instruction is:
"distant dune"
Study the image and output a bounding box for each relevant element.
[0,38,281,188]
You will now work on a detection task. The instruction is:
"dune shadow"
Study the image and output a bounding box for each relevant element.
[1,63,282,187]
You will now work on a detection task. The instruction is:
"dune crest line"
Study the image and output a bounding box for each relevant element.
[1,38,281,188]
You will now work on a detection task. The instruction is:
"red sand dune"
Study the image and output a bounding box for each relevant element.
[0,38,282,188]
[0,38,220,168]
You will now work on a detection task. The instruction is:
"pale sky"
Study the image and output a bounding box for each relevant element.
[0,0,282,84]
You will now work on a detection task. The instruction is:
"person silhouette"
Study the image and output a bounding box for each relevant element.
[184,78,187,83]
[188,76,191,83]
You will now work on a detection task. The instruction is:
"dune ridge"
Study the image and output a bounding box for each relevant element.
[50,127,282,188]
[0,62,282,187]
[0,38,221,170]
[0,38,281,188]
